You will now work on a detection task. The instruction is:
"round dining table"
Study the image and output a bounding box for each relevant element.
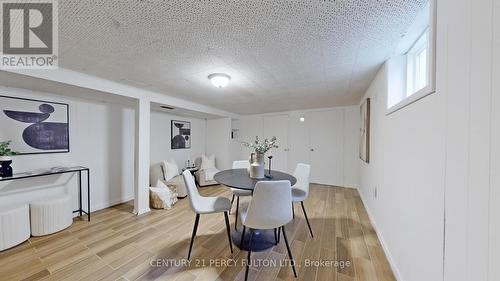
[214,168,297,251]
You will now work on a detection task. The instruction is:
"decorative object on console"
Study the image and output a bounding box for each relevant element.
[241,136,278,179]
[0,95,69,154]
[0,140,17,177]
[359,98,370,163]
[171,120,191,149]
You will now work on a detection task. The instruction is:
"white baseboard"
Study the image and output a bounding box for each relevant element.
[91,194,135,212]
[358,189,403,281]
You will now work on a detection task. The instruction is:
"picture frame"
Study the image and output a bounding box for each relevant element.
[171,120,191,149]
[0,95,70,155]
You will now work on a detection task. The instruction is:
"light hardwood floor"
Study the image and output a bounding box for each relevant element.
[0,184,396,281]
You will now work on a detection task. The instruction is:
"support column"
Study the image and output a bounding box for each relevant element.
[134,98,151,215]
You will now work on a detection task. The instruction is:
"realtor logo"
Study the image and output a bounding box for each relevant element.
[1,0,58,69]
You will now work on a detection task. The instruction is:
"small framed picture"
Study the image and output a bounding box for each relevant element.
[171,120,191,149]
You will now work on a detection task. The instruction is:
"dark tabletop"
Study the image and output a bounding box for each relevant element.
[214,168,297,191]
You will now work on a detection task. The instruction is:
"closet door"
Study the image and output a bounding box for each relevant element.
[307,109,344,186]
[263,114,289,172]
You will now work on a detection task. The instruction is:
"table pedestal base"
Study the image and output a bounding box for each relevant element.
[231,227,276,252]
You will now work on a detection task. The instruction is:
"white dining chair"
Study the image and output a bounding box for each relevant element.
[230,160,252,230]
[292,163,314,237]
[239,180,297,280]
[182,170,233,260]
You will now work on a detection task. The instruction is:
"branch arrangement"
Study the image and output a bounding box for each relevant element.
[241,136,278,154]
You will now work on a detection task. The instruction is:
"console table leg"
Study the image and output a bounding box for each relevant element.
[78,170,82,217]
[87,170,91,222]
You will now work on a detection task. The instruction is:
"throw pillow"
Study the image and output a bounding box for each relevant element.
[200,154,216,170]
[161,159,179,182]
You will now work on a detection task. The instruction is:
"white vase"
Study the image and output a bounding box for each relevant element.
[249,153,265,179]
[0,156,12,161]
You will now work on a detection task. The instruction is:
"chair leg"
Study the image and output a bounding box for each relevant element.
[274,228,278,245]
[281,226,297,278]
[235,196,240,230]
[292,203,295,219]
[277,227,281,243]
[240,225,246,248]
[230,194,235,214]
[187,214,200,260]
[301,201,314,238]
[224,211,233,253]
[245,230,254,281]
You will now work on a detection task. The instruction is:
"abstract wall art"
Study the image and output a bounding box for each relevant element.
[171,120,191,149]
[359,97,370,163]
[0,95,69,154]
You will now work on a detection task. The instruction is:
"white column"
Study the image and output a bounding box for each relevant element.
[134,98,151,215]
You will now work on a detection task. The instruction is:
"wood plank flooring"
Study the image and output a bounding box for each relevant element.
[0,184,396,281]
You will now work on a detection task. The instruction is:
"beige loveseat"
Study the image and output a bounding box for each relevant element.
[150,162,188,198]
[194,157,220,187]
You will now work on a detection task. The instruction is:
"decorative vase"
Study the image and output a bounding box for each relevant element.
[249,152,265,179]
[0,156,13,177]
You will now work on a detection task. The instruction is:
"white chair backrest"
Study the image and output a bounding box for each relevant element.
[182,170,202,213]
[232,160,250,169]
[243,180,292,229]
[293,163,311,196]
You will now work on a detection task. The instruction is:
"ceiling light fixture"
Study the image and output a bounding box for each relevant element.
[208,73,231,88]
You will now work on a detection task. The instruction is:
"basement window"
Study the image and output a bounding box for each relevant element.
[406,30,429,96]
[386,0,436,114]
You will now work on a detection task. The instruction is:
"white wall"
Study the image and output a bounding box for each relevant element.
[205,118,232,170]
[0,86,135,212]
[150,111,207,168]
[235,106,359,188]
[358,65,446,281]
[489,1,500,278]
[442,0,499,280]
[358,1,500,281]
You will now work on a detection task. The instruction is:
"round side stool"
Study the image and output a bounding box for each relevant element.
[0,204,30,251]
[30,195,73,236]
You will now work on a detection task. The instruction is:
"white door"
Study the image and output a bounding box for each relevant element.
[263,114,289,172]
[307,110,344,186]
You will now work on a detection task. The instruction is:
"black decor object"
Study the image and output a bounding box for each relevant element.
[265,155,273,178]
[0,95,69,155]
[171,120,191,149]
[0,160,13,177]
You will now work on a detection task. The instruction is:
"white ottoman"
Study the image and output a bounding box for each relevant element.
[0,204,30,251]
[30,195,73,236]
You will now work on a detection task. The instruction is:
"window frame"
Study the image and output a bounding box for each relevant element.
[386,0,436,115]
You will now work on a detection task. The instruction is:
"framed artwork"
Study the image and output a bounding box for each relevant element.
[171,120,191,149]
[0,95,70,155]
[359,98,370,163]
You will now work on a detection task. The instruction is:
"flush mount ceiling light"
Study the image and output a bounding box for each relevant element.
[208,73,231,88]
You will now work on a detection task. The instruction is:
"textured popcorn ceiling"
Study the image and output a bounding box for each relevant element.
[57,0,428,114]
